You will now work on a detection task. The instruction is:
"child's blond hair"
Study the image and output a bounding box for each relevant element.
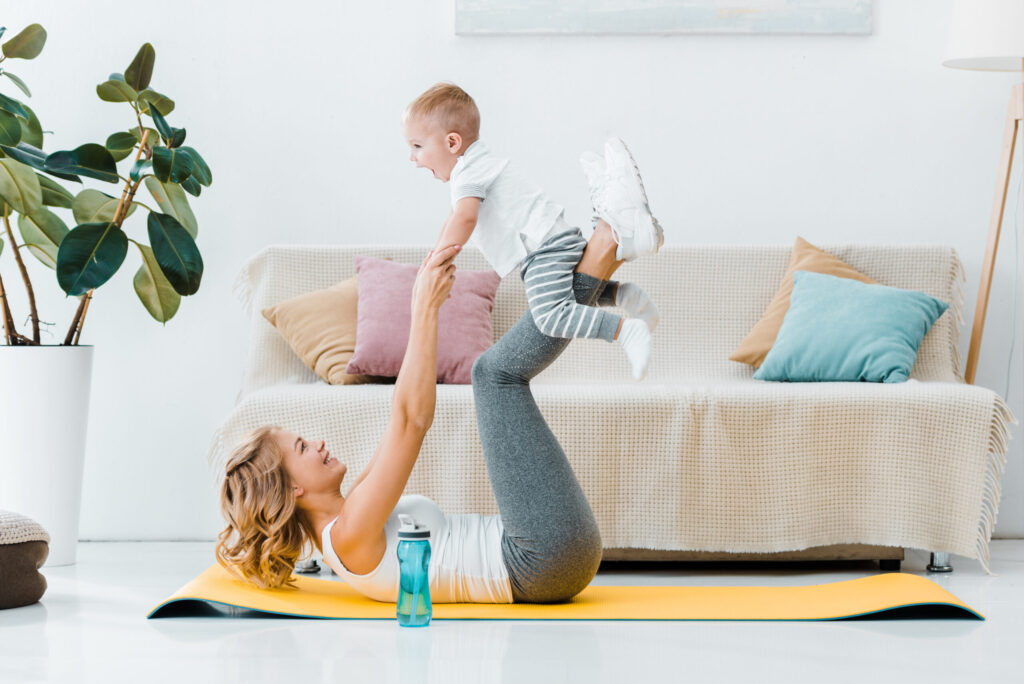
[404,82,480,146]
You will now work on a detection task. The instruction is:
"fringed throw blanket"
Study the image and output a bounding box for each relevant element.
[213,244,1015,574]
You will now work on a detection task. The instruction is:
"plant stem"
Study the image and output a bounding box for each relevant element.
[63,294,87,345]
[0,268,16,345]
[66,129,151,346]
[2,209,39,343]
[72,291,92,346]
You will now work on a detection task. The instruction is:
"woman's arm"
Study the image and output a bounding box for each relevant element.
[337,244,460,543]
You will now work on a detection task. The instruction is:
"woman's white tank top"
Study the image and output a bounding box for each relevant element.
[319,494,514,603]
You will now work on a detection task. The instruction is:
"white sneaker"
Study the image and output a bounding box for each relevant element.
[580,138,663,261]
[579,150,606,233]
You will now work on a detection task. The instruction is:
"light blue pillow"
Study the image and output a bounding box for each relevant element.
[753,270,949,383]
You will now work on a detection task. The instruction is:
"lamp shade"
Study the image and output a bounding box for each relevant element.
[944,0,1024,71]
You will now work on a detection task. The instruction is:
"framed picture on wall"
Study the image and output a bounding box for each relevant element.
[455,0,873,36]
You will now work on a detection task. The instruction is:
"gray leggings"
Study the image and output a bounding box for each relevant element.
[471,270,614,603]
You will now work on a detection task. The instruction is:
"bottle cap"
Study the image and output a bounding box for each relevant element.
[397,514,430,539]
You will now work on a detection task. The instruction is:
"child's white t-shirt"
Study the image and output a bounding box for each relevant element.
[450,140,566,277]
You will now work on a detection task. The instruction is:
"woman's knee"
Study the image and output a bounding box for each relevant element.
[471,349,498,387]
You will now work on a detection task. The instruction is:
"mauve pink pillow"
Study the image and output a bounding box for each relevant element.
[346,255,502,384]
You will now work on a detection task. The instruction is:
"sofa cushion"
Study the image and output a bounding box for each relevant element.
[0,510,49,610]
[753,271,949,383]
[346,255,501,384]
[730,236,881,369]
[261,276,386,386]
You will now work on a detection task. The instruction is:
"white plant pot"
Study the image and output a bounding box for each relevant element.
[0,345,94,566]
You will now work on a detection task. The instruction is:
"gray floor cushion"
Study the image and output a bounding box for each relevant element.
[0,510,50,609]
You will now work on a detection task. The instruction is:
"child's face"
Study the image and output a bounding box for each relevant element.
[403,116,461,182]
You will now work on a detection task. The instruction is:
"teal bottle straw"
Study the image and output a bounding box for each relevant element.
[396,514,431,627]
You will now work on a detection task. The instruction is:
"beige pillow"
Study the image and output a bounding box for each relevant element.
[262,276,382,385]
[729,236,880,368]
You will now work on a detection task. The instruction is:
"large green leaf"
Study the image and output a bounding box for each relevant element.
[1,142,47,171]
[36,173,74,208]
[180,175,201,197]
[56,222,128,296]
[72,188,136,225]
[45,144,118,183]
[0,157,42,214]
[105,131,137,162]
[147,212,202,295]
[151,146,193,184]
[2,24,46,60]
[179,147,211,186]
[96,79,138,104]
[3,142,82,183]
[0,110,21,147]
[17,102,42,148]
[0,91,28,119]
[18,208,68,269]
[149,106,173,144]
[145,177,197,237]
[133,243,181,323]
[169,127,186,149]
[2,70,31,98]
[124,43,155,92]
[136,89,175,116]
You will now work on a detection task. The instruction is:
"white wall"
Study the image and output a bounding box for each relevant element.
[2,0,1021,540]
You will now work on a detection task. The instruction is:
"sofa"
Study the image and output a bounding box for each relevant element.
[211,242,1016,574]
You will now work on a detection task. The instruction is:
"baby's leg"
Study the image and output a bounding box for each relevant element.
[596,281,619,307]
[579,221,659,331]
[522,229,622,341]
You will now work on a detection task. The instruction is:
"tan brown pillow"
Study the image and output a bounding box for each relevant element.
[729,236,880,368]
[262,276,380,385]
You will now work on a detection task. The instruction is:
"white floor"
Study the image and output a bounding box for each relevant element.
[1,542,1022,684]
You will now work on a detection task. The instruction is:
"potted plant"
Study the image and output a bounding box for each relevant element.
[0,23,212,565]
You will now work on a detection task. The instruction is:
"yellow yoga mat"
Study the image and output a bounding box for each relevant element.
[148,564,983,621]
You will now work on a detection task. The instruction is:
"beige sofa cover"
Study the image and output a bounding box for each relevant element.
[211,243,1016,574]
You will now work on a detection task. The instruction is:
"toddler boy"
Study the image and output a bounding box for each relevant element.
[402,83,663,379]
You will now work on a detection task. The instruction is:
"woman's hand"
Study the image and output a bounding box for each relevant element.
[412,244,460,314]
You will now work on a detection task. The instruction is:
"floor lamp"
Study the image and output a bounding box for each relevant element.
[945,0,1024,386]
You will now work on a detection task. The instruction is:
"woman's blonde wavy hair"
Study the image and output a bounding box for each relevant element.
[215,425,320,589]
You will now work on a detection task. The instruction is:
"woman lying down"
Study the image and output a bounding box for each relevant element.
[216,224,640,603]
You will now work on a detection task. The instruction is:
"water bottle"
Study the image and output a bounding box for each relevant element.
[396,514,431,627]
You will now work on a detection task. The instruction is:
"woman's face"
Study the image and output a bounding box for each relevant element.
[274,428,347,499]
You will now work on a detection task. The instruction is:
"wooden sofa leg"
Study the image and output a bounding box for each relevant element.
[927,552,953,573]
